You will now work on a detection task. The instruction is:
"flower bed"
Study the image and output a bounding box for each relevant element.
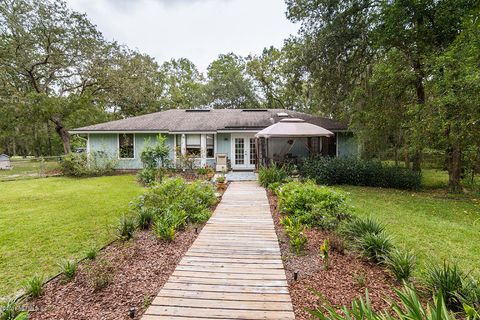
[268,190,398,319]
[28,228,198,319]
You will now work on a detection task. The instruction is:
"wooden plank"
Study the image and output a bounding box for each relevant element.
[141,181,294,320]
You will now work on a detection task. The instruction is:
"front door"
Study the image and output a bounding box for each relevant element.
[231,134,257,170]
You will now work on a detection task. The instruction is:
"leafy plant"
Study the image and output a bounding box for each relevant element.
[86,246,97,260]
[137,167,158,185]
[115,215,136,241]
[355,232,393,263]
[258,164,290,188]
[384,249,416,282]
[340,216,385,241]
[60,259,78,281]
[309,285,455,320]
[60,151,117,177]
[140,135,170,169]
[153,209,187,241]
[216,175,225,183]
[136,207,155,229]
[352,271,367,287]
[320,239,330,270]
[425,261,466,310]
[24,275,43,298]
[281,216,308,254]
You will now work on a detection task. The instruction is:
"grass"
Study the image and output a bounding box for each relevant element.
[0,175,142,297]
[338,185,480,276]
[0,158,60,181]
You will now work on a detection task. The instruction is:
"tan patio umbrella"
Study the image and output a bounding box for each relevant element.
[254,118,334,168]
[255,118,334,138]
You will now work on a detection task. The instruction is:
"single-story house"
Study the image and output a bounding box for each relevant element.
[70,109,357,171]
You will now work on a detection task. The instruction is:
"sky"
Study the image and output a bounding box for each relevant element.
[65,0,299,71]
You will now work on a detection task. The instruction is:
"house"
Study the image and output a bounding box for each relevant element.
[0,154,11,170]
[70,109,357,171]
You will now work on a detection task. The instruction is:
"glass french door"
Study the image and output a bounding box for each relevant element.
[231,135,256,170]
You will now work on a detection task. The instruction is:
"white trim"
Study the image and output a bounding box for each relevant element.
[171,131,217,134]
[86,133,90,154]
[335,133,339,157]
[118,133,136,160]
[217,130,260,133]
[230,133,256,170]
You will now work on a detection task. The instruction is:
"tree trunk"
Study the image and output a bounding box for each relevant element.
[46,121,53,156]
[411,152,422,171]
[446,144,462,193]
[411,60,425,172]
[51,117,71,154]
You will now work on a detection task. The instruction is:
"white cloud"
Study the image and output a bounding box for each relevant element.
[65,0,298,71]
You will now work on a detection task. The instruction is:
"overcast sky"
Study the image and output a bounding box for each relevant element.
[65,0,299,71]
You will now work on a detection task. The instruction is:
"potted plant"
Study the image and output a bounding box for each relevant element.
[216,174,226,190]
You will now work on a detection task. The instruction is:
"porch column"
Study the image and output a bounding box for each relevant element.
[200,134,207,166]
[181,134,186,156]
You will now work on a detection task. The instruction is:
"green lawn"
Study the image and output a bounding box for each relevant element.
[337,185,480,277]
[0,159,60,181]
[0,175,142,297]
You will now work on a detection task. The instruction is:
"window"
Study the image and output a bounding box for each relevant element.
[206,134,215,158]
[186,134,201,157]
[119,134,134,159]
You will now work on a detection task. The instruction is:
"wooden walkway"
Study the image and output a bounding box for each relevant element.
[142,181,295,320]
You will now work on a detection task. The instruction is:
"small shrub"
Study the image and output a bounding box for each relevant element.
[60,151,117,177]
[137,168,157,185]
[340,216,384,241]
[300,156,421,190]
[425,261,465,310]
[308,285,455,320]
[86,246,97,260]
[115,215,136,241]
[60,259,77,281]
[278,181,352,220]
[136,207,155,229]
[258,164,290,188]
[89,258,114,292]
[320,239,330,270]
[24,275,43,298]
[153,209,187,241]
[355,232,393,263]
[384,249,416,282]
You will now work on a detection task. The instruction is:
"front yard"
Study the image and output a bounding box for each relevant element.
[0,175,142,297]
[339,185,480,276]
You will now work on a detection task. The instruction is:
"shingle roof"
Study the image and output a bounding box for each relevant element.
[70,109,348,133]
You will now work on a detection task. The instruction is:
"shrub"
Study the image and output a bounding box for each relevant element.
[140,135,170,169]
[425,261,466,310]
[86,246,97,260]
[355,232,393,263]
[300,156,421,190]
[115,215,136,241]
[339,216,385,241]
[216,175,226,183]
[88,258,113,292]
[60,151,117,177]
[153,209,187,241]
[258,164,290,188]
[308,285,455,320]
[24,275,43,298]
[60,259,77,281]
[278,181,351,218]
[137,168,158,186]
[139,177,216,224]
[384,249,416,282]
[136,207,155,229]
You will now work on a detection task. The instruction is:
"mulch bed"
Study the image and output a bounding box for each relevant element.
[27,227,201,320]
[267,190,398,319]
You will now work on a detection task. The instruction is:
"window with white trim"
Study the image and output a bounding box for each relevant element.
[186,134,201,157]
[119,134,134,159]
[206,134,215,158]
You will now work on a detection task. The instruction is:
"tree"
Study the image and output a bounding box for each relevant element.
[285,0,479,186]
[158,58,205,109]
[204,53,258,109]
